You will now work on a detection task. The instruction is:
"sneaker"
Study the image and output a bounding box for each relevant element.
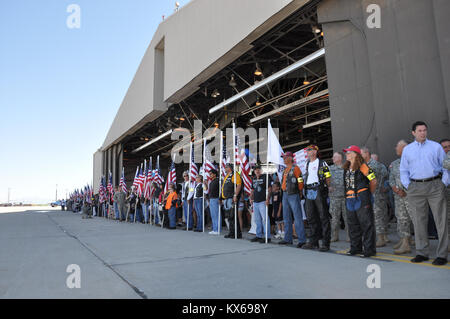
[259,238,271,243]
[278,240,292,245]
[250,237,262,242]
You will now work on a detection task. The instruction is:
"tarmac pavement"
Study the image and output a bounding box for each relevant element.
[0,208,448,299]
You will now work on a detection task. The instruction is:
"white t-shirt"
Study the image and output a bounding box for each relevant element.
[306,158,320,185]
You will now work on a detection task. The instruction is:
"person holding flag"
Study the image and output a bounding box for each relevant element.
[181,170,194,230]
[222,163,242,239]
[193,174,205,232]
[250,164,272,243]
[204,169,220,235]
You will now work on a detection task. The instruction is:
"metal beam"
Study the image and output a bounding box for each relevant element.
[209,48,325,115]
[249,89,329,124]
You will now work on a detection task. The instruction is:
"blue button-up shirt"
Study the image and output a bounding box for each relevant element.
[400,139,449,188]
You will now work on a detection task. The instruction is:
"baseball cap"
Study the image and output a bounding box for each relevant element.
[343,145,361,154]
[281,151,294,158]
[306,145,319,151]
[254,163,262,170]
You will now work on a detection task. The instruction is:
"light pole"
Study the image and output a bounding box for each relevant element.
[56,184,58,201]
[8,188,11,204]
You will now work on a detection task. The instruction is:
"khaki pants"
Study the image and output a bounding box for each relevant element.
[407,179,448,259]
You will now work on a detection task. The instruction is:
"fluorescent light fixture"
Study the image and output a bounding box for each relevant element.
[209,48,325,114]
[302,117,331,129]
[132,129,173,153]
[249,89,329,124]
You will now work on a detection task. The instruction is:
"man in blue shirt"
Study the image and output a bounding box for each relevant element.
[400,121,449,265]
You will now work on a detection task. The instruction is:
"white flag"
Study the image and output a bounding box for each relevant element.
[267,119,286,182]
[267,120,284,166]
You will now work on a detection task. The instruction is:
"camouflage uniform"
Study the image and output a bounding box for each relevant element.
[444,152,450,247]
[368,158,389,236]
[389,158,413,238]
[328,164,347,238]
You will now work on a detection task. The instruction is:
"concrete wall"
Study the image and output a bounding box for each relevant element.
[102,0,311,150]
[318,0,450,165]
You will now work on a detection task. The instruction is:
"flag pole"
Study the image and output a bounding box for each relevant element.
[233,122,237,240]
[202,138,206,233]
[265,119,270,244]
[219,130,223,236]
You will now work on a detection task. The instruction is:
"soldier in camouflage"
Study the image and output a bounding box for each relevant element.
[361,147,390,247]
[389,140,413,254]
[440,139,450,252]
[328,152,348,242]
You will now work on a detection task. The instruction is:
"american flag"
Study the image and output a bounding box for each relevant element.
[99,176,106,203]
[234,134,241,166]
[120,167,127,193]
[144,157,153,199]
[137,165,144,197]
[238,149,252,196]
[189,142,198,182]
[107,171,114,201]
[153,155,164,185]
[203,141,217,183]
[132,166,139,189]
[163,157,176,194]
[221,142,229,178]
[233,126,251,196]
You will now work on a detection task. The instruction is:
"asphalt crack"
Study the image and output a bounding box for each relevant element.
[45,213,147,299]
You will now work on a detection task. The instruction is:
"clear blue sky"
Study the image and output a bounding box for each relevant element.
[0,0,189,203]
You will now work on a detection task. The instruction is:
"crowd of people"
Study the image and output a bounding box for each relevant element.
[66,121,450,266]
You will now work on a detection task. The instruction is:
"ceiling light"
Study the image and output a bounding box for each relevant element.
[211,89,220,98]
[229,74,237,87]
[303,73,310,85]
[254,64,263,76]
[180,117,185,121]
[313,25,321,34]
[255,98,261,106]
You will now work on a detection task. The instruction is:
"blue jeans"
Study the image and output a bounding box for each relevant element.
[135,205,143,223]
[114,202,120,219]
[152,200,160,224]
[209,198,220,233]
[282,192,306,244]
[168,206,176,228]
[254,201,271,239]
[194,198,203,231]
[183,199,194,229]
[142,203,149,223]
